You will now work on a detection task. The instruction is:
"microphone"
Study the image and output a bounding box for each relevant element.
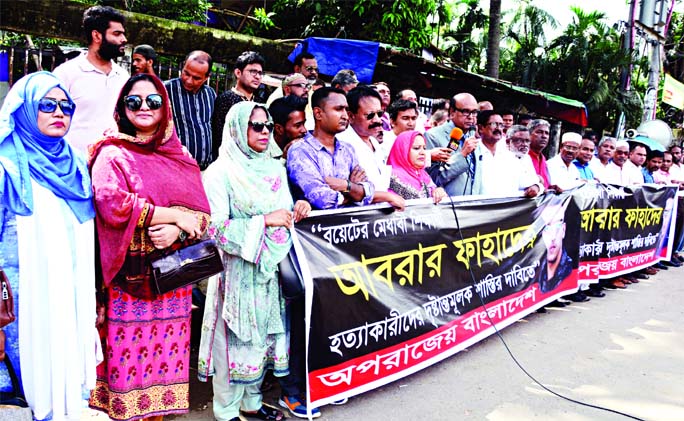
[448,127,463,151]
[465,126,477,139]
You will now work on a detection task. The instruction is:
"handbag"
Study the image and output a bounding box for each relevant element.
[0,269,15,328]
[150,239,224,296]
[278,249,305,300]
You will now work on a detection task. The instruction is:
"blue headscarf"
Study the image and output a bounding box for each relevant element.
[0,71,95,223]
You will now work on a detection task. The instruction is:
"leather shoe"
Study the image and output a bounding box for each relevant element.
[624,275,639,284]
[586,289,606,297]
[611,279,627,289]
[665,259,682,267]
[654,262,669,270]
[642,267,658,275]
[674,254,684,263]
[567,292,590,302]
[632,272,649,280]
[621,277,633,284]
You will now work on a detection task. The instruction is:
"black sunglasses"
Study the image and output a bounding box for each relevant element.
[364,111,383,120]
[38,98,76,116]
[248,120,274,133]
[124,94,163,111]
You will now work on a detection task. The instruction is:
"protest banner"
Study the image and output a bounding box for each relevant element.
[292,184,676,407]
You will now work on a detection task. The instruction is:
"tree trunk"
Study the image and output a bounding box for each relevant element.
[485,0,502,78]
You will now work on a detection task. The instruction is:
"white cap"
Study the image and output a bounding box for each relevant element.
[561,132,582,145]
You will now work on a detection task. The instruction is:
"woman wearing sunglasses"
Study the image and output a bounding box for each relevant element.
[198,102,310,421]
[0,71,99,420]
[88,73,210,421]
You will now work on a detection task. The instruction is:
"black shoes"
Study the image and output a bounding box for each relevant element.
[586,288,606,298]
[567,292,590,302]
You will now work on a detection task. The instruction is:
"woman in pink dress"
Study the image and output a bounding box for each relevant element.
[89,73,210,421]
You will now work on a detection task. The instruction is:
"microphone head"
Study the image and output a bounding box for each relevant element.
[450,127,464,140]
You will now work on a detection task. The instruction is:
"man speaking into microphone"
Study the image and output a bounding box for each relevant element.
[424,92,483,196]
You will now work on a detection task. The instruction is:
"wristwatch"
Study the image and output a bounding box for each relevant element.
[178,230,188,242]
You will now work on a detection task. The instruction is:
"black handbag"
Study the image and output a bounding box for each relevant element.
[150,239,224,296]
[278,249,305,300]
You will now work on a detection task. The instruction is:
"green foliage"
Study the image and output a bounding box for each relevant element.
[258,0,444,51]
[95,0,210,23]
[440,0,488,71]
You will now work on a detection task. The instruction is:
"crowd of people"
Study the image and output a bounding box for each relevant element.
[1,5,683,421]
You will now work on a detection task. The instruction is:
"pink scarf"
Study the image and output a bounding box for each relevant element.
[387,130,434,192]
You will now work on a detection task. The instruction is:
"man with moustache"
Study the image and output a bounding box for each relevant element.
[527,119,552,189]
[53,5,128,152]
[425,92,482,196]
[668,145,684,180]
[213,51,265,158]
[548,132,583,190]
[269,95,308,159]
[642,150,665,183]
[281,73,310,100]
[608,140,642,186]
[131,44,156,75]
[267,52,320,106]
[589,136,618,182]
[477,111,540,197]
[507,125,543,186]
[165,50,216,169]
[338,86,405,210]
[287,87,374,209]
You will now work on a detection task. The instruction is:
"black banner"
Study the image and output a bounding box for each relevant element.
[292,184,676,406]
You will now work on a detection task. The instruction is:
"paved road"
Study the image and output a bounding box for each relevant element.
[83,265,683,421]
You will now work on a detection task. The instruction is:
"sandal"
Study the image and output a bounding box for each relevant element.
[241,405,284,421]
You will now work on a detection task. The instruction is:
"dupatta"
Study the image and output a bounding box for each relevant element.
[89,75,210,288]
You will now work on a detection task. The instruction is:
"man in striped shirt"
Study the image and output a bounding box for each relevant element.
[164,50,216,170]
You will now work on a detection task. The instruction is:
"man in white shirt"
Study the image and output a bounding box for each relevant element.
[548,132,583,190]
[622,143,647,185]
[337,86,405,209]
[53,5,129,152]
[589,136,618,182]
[478,112,540,197]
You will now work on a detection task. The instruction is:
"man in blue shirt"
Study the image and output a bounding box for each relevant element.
[572,138,596,181]
[287,87,374,209]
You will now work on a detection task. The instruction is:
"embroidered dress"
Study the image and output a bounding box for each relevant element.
[88,75,210,421]
[198,102,291,387]
[0,71,98,421]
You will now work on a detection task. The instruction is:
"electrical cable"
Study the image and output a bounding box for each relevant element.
[445,194,646,421]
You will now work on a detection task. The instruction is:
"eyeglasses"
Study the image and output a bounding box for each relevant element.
[245,69,264,77]
[304,66,319,73]
[364,111,384,120]
[456,108,479,116]
[510,137,531,144]
[288,82,311,90]
[38,98,76,116]
[485,122,505,129]
[562,144,579,152]
[248,120,274,132]
[124,94,163,111]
